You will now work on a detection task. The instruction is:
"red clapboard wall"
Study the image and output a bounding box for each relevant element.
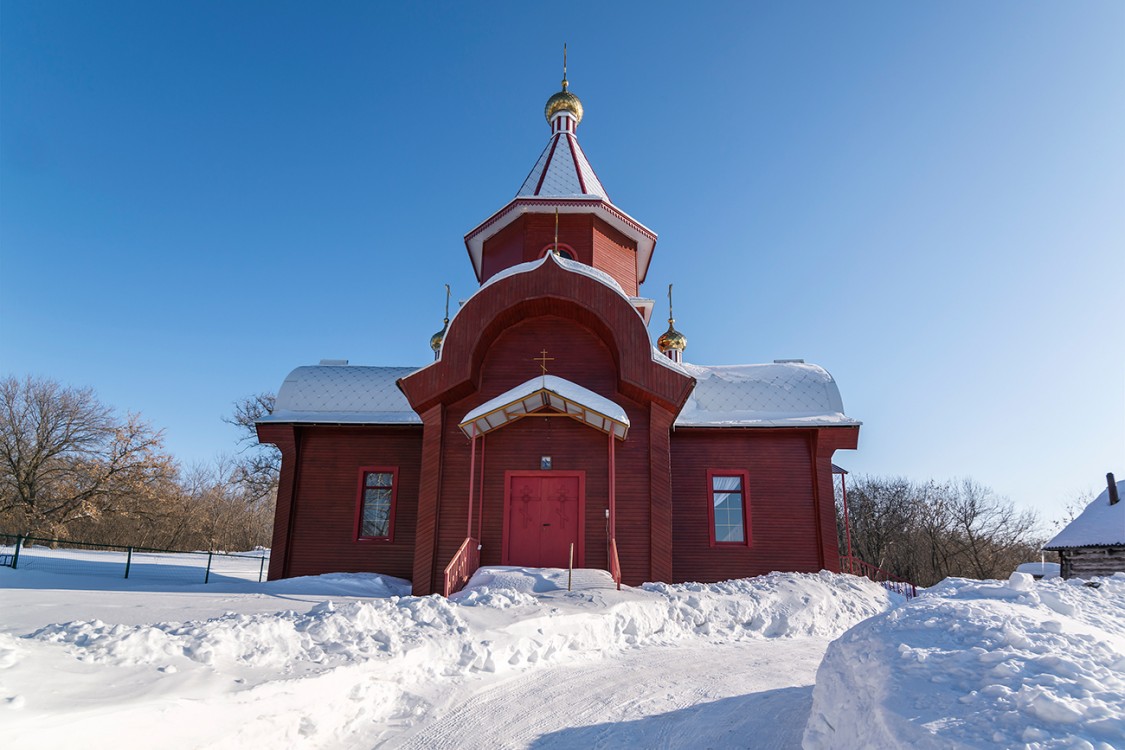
[260,424,422,581]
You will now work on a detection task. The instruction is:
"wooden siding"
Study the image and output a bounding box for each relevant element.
[257,422,297,580]
[428,316,654,589]
[670,428,833,583]
[648,403,675,583]
[1059,547,1125,579]
[411,404,444,596]
[591,216,638,296]
[478,213,639,296]
[399,255,695,417]
[272,425,422,581]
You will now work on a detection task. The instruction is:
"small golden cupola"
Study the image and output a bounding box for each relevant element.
[544,44,583,134]
[657,283,687,364]
[429,284,451,360]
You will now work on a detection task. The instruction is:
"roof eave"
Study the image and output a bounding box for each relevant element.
[464,197,657,283]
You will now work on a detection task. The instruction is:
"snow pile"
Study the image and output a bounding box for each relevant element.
[24,569,895,675]
[260,571,411,597]
[804,572,1125,749]
[0,632,24,669]
[641,570,902,639]
[32,596,464,670]
[1016,561,1062,579]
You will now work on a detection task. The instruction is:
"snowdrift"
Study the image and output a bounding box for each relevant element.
[3,568,897,748]
[24,569,895,672]
[804,572,1125,749]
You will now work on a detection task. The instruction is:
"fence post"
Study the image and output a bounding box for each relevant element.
[258,554,266,583]
[568,542,574,592]
[204,551,213,584]
[124,547,133,579]
[11,535,22,569]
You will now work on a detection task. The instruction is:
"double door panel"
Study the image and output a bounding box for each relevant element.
[505,473,583,568]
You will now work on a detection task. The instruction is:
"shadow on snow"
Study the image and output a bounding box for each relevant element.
[527,685,813,750]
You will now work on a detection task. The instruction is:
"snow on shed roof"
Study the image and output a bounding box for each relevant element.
[674,362,860,428]
[1043,479,1125,549]
[258,365,421,425]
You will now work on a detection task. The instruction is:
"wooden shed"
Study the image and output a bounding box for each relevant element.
[1043,474,1125,580]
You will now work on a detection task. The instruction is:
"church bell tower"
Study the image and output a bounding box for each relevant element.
[463,52,660,318]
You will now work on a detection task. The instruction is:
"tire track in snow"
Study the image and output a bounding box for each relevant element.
[392,639,827,750]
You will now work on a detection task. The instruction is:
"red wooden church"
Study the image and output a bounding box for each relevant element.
[257,70,861,596]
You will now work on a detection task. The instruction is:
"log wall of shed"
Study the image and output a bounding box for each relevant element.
[1059,547,1125,579]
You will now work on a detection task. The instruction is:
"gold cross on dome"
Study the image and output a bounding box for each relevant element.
[534,349,555,375]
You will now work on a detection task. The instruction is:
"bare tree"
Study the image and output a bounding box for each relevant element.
[0,375,177,535]
[943,478,1034,579]
[223,392,279,508]
[838,475,1044,587]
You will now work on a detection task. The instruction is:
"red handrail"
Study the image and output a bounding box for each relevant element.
[443,537,480,597]
[609,538,621,591]
[840,555,916,599]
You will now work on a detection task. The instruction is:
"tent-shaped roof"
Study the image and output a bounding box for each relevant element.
[459,374,629,440]
[516,130,608,199]
[1043,478,1125,549]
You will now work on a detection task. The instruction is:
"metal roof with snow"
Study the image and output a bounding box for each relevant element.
[258,259,858,431]
[674,362,860,428]
[516,127,608,200]
[258,358,857,430]
[258,365,421,425]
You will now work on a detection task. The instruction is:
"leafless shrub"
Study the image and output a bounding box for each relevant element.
[838,475,1044,587]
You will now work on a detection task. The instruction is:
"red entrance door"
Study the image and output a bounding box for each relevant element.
[505,473,584,568]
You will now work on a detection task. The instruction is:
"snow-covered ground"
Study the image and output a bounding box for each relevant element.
[3,555,1122,748]
[1,557,892,748]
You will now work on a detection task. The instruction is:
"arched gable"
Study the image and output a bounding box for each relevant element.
[399,254,694,414]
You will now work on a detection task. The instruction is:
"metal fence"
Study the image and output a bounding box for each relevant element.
[0,532,269,585]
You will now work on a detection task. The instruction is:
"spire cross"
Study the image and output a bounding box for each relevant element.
[534,349,555,376]
[562,43,568,91]
[668,283,675,324]
[443,283,451,323]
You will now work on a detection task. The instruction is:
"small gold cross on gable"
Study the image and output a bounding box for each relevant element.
[533,349,554,375]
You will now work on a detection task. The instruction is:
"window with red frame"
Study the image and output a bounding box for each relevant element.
[357,468,397,541]
[708,470,750,546]
[540,243,575,260]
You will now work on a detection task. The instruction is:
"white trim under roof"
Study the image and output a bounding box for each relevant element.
[631,297,655,325]
[463,197,657,284]
[459,374,629,440]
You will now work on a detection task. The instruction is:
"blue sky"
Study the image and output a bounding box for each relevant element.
[3,2,1122,527]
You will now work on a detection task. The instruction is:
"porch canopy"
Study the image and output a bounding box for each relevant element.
[459,374,629,440]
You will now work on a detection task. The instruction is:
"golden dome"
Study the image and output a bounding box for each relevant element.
[545,86,583,124]
[430,321,448,354]
[658,320,687,353]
